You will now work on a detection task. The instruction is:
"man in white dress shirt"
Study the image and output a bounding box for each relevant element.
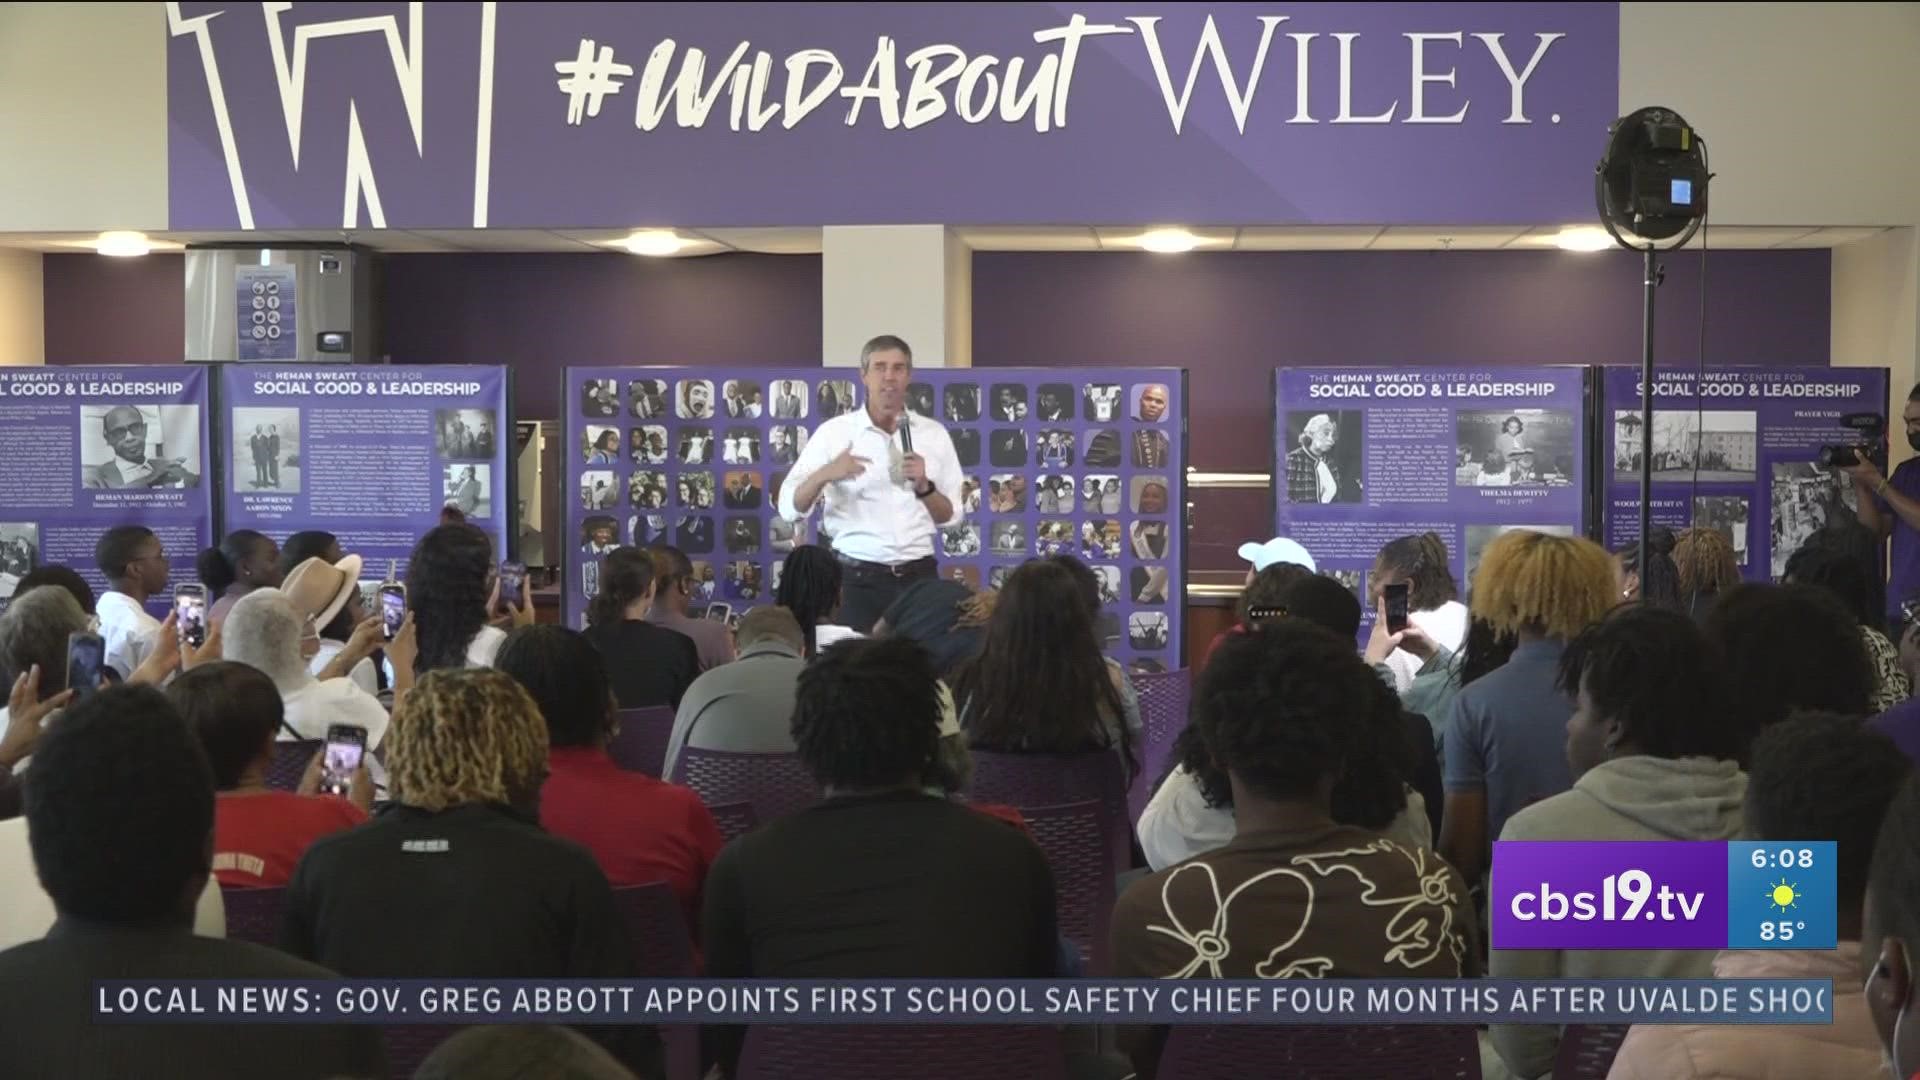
[777,335,963,632]
[93,524,170,680]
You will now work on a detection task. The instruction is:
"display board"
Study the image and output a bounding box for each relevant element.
[1272,366,1591,628]
[565,367,1186,671]
[220,365,513,580]
[0,366,214,615]
[1600,366,1890,582]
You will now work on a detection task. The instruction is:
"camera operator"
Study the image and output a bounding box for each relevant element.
[1842,387,1920,626]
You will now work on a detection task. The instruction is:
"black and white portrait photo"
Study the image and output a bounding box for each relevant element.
[1614,410,1758,483]
[952,429,981,468]
[583,425,622,466]
[1084,383,1123,423]
[942,524,982,559]
[581,379,619,418]
[1083,476,1122,516]
[1034,474,1075,515]
[770,379,808,420]
[1083,520,1122,562]
[1457,409,1576,487]
[580,471,617,511]
[629,470,669,509]
[723,470,763,510]
[1464,524,1575,590]
[1036,383,1074,422]
[0,524,38,598]
[768,425,808,465]
[724,516,759,555]
[627,379,669,420]
[988,474,1027,514]
[1770,462,1859,579]
[86,405,202,491]
[990,521,1026,557]
[1284,410,1361,504]
[580,516,620,556]
[958,477,982,516]
[679,427,715,466]
[907,383,936,419]
[677,379,716,421]
[990,384,1028,423]
[442,465,490,519]
[989,566,1013,590]
[1693,495,1751,567]
[630,425,670,465]
[722,379,763,419]
[230,407,294,493]
[1129,611,1171,650]
[990,429,1028,468]
[722,427,762,466]
[1093,565,1121,607]
[436,408,496,461]
[678,472,716,511]
[817,380,856,419]
[944,384,981,424]
[1132,565,1170,605]
[1133,383,1171,423]
[1036,430,1075,470]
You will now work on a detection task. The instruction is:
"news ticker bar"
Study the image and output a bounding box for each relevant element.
[94,979,1834,1027]
[1490,841,1838,951]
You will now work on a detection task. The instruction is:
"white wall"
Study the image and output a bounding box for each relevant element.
[1620,2,1920,227]
[0,251,45,366]
[821,226,969,369]
[0,2,167,232]
[1832,227,1920,470]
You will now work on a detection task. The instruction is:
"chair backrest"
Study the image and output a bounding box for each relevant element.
[1552,1024,1631,1080]
[967,749,1130,867]
[669,748,819,827]
[1018,801,1118,975]
[736,1025,1069,1080]
[612,882,695,978]
[706,800,759,843]
[1157,1023,1481,1079]
[266,739,320,791]
[609,705,676,777]
[1131,667,1192,782]
[218,885,287,949]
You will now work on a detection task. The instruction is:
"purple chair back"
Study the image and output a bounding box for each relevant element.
[707,800,759,843]
[1128,668,1192,822]
[219,885,287,949]
[1019,801,1118,974]
[266,739,319,791]
[609,706,676,777]
[611,883,699,1080]
[669,748,819,827]
[967,749,1130,867]
[1552,1024,1630,1079]
[1157,1023,1481,1079]
[736,1025,1069,1080]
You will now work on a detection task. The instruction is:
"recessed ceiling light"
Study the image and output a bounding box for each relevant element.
[620,230,687,257]
[1137,228,1199,254]
[1554,226,1614,253]
[96,231,152,257]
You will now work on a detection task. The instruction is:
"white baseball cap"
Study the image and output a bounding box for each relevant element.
[1237,537,1317,573]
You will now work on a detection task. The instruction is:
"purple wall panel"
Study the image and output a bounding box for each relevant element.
[43,254,187,364]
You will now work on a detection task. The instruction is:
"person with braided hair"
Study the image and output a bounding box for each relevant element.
[281,667,660,1076]
[1673,525,1741,619]
[1438,529,1616,888]
[775,544,862,657]
[1368,531,1468,693]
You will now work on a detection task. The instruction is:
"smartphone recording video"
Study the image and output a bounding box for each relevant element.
[174,584,207,649]
[320,724,367,797]
[499,561,526,607]
[379,584,407,641]
[1384,582,1412,635]
[66,632,105,700]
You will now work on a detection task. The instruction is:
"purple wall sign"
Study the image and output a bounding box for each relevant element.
[1272,366,1589,631]
[234,265,298,361]
[0,366,214,617]
[167,2,1619,230]
[219,365,512,582]
[1491,841,1733,951]
[565,366,1185,671]
[1600,366,1889,585]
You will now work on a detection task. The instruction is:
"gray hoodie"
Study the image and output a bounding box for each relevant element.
[1488,755,1749,1079]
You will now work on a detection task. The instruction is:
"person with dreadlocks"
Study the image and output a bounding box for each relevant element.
[1438,529,1616,887]
[1612,525,1684,611]
[281,668,659,1075]
[1673,525,1741,621]
[774,545,863,658]
[1368,532,1469,693]
[582,547,698,710]
[405,524,508,672]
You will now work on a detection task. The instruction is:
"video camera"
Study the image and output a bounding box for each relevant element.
[1818,412,1887,469]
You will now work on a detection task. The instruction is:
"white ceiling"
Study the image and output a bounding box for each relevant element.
[0,224,1892,255]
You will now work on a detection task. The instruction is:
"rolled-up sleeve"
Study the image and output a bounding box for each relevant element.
[776,417,839,523]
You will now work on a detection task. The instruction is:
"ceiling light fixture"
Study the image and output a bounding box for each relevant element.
[96,231,153,257]
[1553,226,1613,253]
[620,229,688,257]
[1137,228,1199,254]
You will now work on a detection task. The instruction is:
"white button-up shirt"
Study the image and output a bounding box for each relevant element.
[96,590,161,680]
[777,407,964,564]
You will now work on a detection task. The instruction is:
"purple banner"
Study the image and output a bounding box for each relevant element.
[167,2,1618,230]
[1272,366,1589,634]
[1600,366,1890,583]
[1492,841,1730,950]
[566,367,1185,672]
[0,367,214,617]
[219,365,512,581]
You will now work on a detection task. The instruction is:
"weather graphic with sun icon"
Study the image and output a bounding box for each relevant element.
[1730,843,1836,949]
[1767,880,1800,913]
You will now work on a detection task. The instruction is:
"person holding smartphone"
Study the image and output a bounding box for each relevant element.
[1843,384,1920,627]
[222,591,394,760]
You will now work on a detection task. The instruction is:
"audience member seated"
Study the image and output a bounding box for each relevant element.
[646,544,737,671]
[224,588,393,751]
[1491,605,1749,1079]
[1612,526,1684,611]
[776,544,864,656]
[408,523,509,671]
[0,685,381,1078]
[94,524,170,679]
[1673,526,1741,621]
[663,607,806,780]
[1140,575,1440,869]
[415,1025,638,1080]
[281,667,657,1074]
[282,553,383,697]
[1609,712,1908,1079]
[1440,530,1616,886]
[1704,583,1876,756]
[584,548,699,710]
[701,637,1058,1076]
[1784,542,1911,710]
[171,661,369,889]
[199,529,282,627]
[1370,531,1470,693]
[1111,621,1478,1080]
[8,564,95,614]
[1863,773,1920,1080]
[871,577,990,676]
[1201,559,1314,669]
[953,558,1140,781]
[497,625,721,928]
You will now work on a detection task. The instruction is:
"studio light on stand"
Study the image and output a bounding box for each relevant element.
[1596,106,1711,588]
